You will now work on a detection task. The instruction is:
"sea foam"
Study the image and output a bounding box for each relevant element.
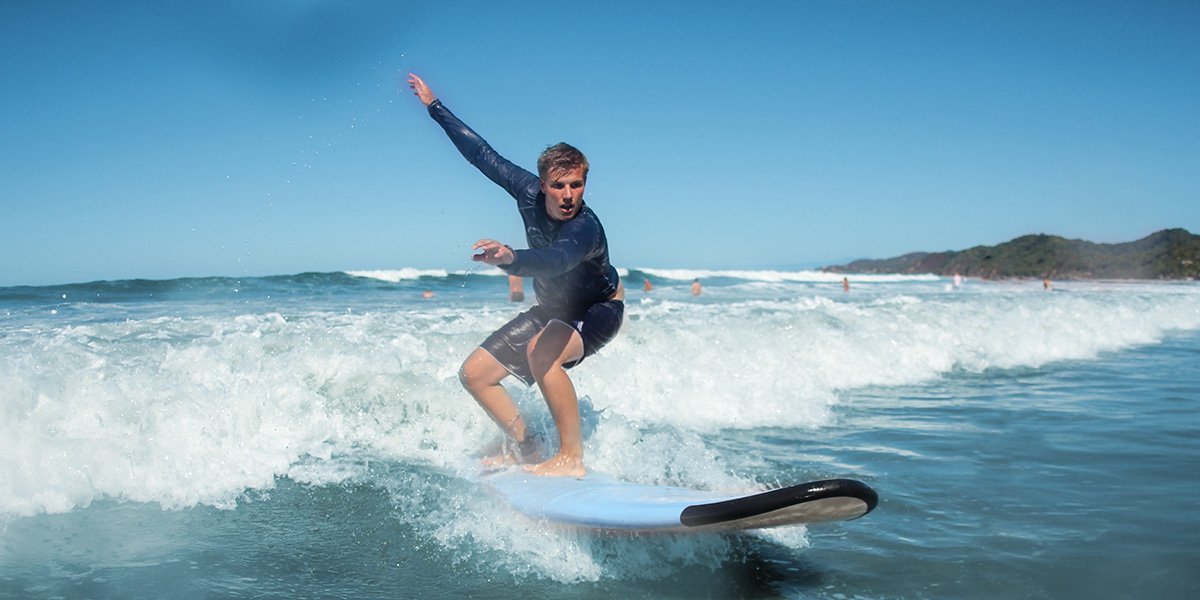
[2,280,1199,526]
[345,268,451,282]
[634,267,940,283]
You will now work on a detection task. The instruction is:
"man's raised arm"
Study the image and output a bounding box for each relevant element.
[407,73,537,201]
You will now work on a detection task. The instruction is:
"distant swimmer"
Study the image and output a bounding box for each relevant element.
[691,278,702,296]
[643,278,653,292]
[421,289,435,299]
[1043,277,1052,291]
[508,275,525,302]
[842,277,850,293]
[409,73,624,478]
[953,272,963,288]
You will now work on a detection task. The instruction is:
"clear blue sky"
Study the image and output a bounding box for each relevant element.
[2,1,1197,286]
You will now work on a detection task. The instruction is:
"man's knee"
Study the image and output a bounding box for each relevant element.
[460,349,509,391]
[458,360,477,390]
[459,354,492,391]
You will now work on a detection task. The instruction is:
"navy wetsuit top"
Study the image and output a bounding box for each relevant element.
[427,100,620,320]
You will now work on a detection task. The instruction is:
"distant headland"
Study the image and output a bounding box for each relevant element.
[823,229,1200,280]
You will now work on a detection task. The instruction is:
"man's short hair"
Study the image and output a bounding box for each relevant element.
[537,142,589,181]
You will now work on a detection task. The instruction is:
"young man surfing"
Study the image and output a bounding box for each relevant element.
[407,73,624,478]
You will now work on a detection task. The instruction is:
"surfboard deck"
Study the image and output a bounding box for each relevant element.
[481,470,878,532]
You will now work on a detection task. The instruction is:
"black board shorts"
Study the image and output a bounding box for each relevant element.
[480,300,624,386]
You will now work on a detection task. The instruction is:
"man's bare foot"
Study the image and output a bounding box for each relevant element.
[480,436,542,469]
[480,450,519,469]
[524,453,586,478]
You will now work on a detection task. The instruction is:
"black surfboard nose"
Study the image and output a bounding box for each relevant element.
[680,479,878,529]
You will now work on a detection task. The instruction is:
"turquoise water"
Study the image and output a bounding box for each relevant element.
[2,270,1198,598]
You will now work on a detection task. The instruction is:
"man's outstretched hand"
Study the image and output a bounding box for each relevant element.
[471,239,515,266]
[407,73,437,106]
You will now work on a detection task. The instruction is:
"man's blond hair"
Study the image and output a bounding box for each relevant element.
[537,143,589,181]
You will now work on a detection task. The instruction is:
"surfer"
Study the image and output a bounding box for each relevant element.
[407,73,624,478]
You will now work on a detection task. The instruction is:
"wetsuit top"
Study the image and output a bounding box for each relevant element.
[427,99,620,320]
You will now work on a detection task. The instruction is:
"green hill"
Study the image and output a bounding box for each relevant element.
[823,229,1200,280]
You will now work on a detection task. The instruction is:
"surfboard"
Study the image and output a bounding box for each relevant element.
[481,470,878,532]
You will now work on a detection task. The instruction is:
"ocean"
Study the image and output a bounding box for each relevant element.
[1,268,1198,599]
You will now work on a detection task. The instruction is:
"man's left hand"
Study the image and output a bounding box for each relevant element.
[471,239,515,266]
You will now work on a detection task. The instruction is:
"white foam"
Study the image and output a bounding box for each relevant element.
[0,308,505,517]
[582,282,1200,433]
[635,267,940,283]
[345,268,450,282]
[3,280,1199,543]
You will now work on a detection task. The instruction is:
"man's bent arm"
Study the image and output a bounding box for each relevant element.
[501,218,598,277]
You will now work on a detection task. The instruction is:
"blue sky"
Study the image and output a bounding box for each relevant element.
[2,1,1197,286]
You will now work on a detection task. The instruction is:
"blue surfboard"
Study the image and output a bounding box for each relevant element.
[482,470,877,532]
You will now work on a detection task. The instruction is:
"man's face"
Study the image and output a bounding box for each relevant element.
[541,167,586,221]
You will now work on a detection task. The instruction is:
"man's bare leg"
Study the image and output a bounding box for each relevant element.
[525,321,586,477]
[458,348,538,464]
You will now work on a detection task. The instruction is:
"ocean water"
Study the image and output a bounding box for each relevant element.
[1,269,1198,599]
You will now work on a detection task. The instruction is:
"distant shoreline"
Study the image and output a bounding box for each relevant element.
[822,229,1199,281]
